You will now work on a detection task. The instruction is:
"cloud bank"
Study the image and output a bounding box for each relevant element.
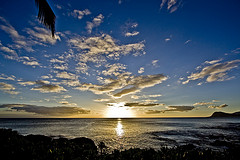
[145,105,194,114]
[0,104,90,116]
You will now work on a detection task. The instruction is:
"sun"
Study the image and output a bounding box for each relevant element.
[105,102,135,118]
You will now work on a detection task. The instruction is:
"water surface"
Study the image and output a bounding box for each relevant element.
[0,118,239,150]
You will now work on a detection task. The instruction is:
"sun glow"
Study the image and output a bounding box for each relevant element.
[105,102,135,118]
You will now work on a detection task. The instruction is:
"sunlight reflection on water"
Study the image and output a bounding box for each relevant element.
[115,119,124,137]
[1,118,240,151]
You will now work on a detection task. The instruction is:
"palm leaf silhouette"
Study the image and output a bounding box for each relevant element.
[35,0,56,37]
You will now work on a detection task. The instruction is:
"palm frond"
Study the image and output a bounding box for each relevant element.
[35,0,56,37]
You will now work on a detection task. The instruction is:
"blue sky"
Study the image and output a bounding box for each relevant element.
[0,0,240,118]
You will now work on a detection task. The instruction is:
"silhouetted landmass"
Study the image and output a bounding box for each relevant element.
[210,111,240,118]
[1,128,240,160]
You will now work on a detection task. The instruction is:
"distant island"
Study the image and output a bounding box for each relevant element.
[210,111,240,118]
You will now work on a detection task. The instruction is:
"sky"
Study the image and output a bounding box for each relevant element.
[0,0,240,118]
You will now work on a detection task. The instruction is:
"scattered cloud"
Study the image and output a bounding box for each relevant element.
[50,58,65,63]
[131,94,162,99]
[86,14,104,33]
[58,101,77,106]
[152,60,159,67]
[165,38,171,42]
[0,104,90,116]
[184,40,191,45]
[204,59,222,65]
[113,74,167,98]
[193,102,214,106]
[145,105,194,114]
[125,31,139,37]
[69,34,145,63]
[0,41,18,58]
[0,73,16,81]
[183,59,240,84]
[71,9,91,19]
[122,21,139,37]
[231,48,240,54]
[31,84,66,93]
[208,104,228,109]
[54,64,68,70]
[55,4,62,10]
[138,67,144,74]
[56,71,78,80]
[102,63,127,76]
[75,74,167,98]
[19,80,66,93]
[0,16,33,52]
[26,27,61,45]
[94,99,111,102]
[160,0,183,13]
[0,82,19,95]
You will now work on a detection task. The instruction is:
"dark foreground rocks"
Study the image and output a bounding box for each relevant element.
[0,128,240,160]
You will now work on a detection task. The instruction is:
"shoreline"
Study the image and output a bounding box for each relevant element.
[1,128,240,160]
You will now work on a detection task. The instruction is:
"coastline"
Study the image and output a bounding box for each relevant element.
[1,128,240,160]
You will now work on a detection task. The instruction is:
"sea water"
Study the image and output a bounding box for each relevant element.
[0,118,240,150]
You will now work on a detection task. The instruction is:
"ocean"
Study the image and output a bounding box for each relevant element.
[0,118,240,151]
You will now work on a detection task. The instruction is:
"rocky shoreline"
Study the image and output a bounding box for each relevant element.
[1,128,240,160]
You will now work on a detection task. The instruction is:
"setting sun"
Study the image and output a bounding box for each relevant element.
[105,102,135,118]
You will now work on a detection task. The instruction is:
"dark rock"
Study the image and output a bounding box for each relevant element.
[210,111,240,118]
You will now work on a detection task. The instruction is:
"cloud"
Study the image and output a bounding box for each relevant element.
[56,4,62,10]
[113,86,139,98]
[54,64,68,70]
[125,31,139,37]
[0,104,90,116]
[148,94,162,98]
[0,41,18,58]
[50,58,65,63]
[125,102,161,107]
[165,38,171,42]
[208,104,228,109]
[152,60,159,67]
[112,74,167,98]
[193,102,214,106]
[145,105,194,114]
[31,84,66,93]
[184,40,191,45]
[138,67,144,74]
[102,63,127,76]
[86,14,104,33]
[56,71,78,80]
[75,73,167,98]
[160,0,182,13]
[26,27,61,45]
[231,48,240,54]
[18,80,66,93]
[123,21,139,37]
[60,79,80,87]
[18,80,50,86]
[71,9,91,19]
[131,94,162,99]
[183,59,240,84]
[204,59,222,65]
[69,34,145,63]
[58,101,77,106]
[19,56,41,67]
[0,16,33,52]
[94,99,111,102]
[0,82,19,95]
[0,74,16,81]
